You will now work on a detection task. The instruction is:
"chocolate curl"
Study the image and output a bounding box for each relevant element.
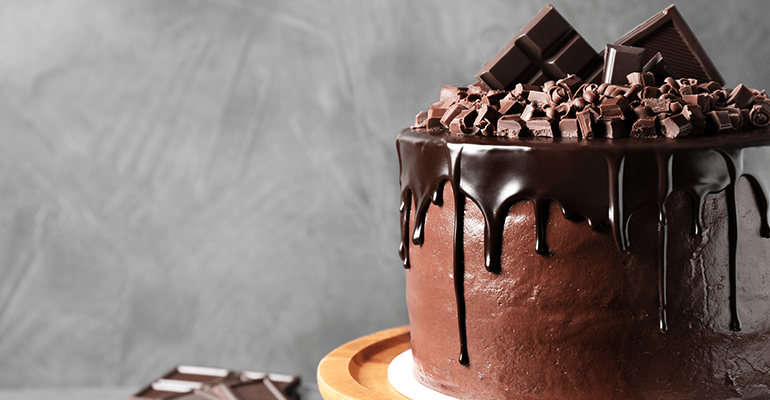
[749,102,770,128]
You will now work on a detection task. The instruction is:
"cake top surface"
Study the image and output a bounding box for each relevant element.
[410,4,770,141]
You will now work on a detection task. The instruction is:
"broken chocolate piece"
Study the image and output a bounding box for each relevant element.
[642,53,680,86]
[476,4,601,90]
[576,108,598,138]
[498,114,527,137]
[603,119,627,138]
[600,96,628,120]
[627,72,656,87]
[643,97,671,114]
[707,110,734,134]
[682,104,706,135]
[661,114,692,138]
[440,103,468,128]
[413,111,428,128]
[614,5,724,85]
[727,84,756,109]
[603,44,646,84]
[526,117,557,137]
[630,117,658,138]
[559,118,580,138]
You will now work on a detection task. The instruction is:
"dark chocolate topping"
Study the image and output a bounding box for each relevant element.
[398,128,770,365]
[614,5,724,86]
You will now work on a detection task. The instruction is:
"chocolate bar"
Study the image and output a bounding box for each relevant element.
[476,4,601,90]
[614,5,724,85]
[129,366,300,400]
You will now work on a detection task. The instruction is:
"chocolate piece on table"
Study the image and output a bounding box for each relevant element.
[603,44,646,84]
[727,84,756,109]
[641,52,680,86]
[614,5,724,86]
[559,118,580,138]
[630,117,657,138]
[476,4,602,90]
[213,378,290,400]
[661,114,693,138]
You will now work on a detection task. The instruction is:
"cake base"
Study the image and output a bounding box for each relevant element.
[388,350,459,400]
[317,326,412,400]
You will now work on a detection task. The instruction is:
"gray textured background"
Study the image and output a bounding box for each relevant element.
[0,1,768,399]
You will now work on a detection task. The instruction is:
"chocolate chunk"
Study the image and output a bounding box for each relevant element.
[661,114,692,138]
[603,119,627,138]
[476,4,601,90]
[627,72,656,87]
[614,5,724,85]
[643,97,671,114]
[749,102,770,127]
[682,93,711,113]
[439,86,466,102]
[520,103,537,121]
[559,118,580,138]
[603,44,646,84]
[426,106,447,129]
[624,84,643,99]
[699,81,722,93]
[526,117,557,137]
[727,84,756,109]
[413,111,428,128]
[641,53,680,86]
[526,90,551,107]
[630,117,658,138]
[707,110,734,134]
[640,86,662,99]
[576,108,598,138]
[474,104,501,126]
[557,74,584,94]
[498,94,525,115]
[600,96,628,120]
[498,114,528,137]
[440,103,468,128]
[682,104,706,135]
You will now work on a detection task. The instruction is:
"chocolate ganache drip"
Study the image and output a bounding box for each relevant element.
[398,129,770,366]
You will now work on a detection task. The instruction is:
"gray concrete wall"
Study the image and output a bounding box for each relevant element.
[0,0,767,391]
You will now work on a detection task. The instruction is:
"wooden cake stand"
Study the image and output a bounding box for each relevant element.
[317,326,412,400]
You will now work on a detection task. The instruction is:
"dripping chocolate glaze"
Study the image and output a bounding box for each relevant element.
[398,128,770,366]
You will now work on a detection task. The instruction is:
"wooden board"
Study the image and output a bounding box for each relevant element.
[317,326,411,400]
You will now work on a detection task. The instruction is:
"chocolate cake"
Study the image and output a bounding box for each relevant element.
[400,5,770,400]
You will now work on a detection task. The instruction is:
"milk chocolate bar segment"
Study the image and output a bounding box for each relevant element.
[476,4,601,90]
[614,5,724,85]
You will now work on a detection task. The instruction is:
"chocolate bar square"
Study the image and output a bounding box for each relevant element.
[476,4,601,90]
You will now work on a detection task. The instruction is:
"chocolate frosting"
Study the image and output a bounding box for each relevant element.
[398,128,770,365]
